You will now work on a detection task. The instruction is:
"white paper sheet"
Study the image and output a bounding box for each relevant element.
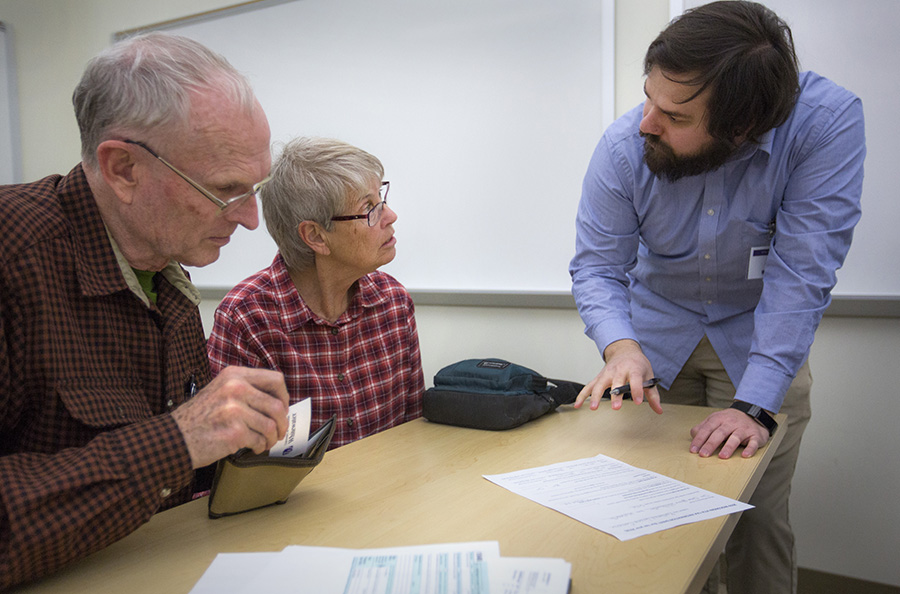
[488,557,572,594]
[190,543,571,594]
[484,454,752,540]
[241,542,502,594]
[189,552,277,593]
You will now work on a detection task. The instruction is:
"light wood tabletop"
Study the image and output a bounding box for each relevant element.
[15,403,785,594]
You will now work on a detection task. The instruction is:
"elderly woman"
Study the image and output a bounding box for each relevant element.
[207,137,424,449]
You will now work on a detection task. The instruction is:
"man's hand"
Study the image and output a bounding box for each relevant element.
[689,408,771,459]
[574,339,663,414]
[172,366,290,468]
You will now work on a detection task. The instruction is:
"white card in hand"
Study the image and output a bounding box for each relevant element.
[269,398,312,458]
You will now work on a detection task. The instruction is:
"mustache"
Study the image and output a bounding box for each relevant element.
[640,131,674,157]
[640,130,737,183]
[640,131,665,147]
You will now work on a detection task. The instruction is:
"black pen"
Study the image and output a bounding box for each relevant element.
[186,373,199,398]
[602,377,661,399]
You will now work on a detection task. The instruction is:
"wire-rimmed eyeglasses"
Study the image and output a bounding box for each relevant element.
[330,181,390,227]
[123,139,271,213]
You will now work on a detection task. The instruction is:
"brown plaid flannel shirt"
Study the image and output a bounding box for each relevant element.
[0,165,211,588]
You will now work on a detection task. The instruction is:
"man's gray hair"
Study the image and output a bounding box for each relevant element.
[262,137,384,271]
[73,32,256,168]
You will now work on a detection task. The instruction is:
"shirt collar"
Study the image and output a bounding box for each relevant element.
[756,126,776,155]
[106,229,201,307]
[270,252,388,330]
[731,126,776,163]
[60,164,200,307]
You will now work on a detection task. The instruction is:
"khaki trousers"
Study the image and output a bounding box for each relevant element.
[657,335,812,594]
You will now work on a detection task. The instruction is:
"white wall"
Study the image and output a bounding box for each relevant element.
[2,0,897,586]
[0,23,22,183]
[0,0,239,180]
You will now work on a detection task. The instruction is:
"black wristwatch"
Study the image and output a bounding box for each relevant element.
[730,400,778,436]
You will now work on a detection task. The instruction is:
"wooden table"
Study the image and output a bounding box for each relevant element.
[16,403,785,594]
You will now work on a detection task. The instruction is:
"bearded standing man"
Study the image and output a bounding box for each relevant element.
[569,2,865,593]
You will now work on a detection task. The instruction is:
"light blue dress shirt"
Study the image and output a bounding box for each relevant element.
[570,71,865,413]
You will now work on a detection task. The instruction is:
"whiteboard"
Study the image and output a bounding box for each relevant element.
[679,0,900,297]
[142,0,614,293]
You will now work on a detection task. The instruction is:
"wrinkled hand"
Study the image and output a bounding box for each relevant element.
[172,366,290,468]
[574,339,663,414]
[689,408,770,459]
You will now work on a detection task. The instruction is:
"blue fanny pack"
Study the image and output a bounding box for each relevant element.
[423,358,583,430]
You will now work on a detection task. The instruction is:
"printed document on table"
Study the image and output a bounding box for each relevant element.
[191,543,571,594]
[484,454,752,540]
[240,541,501,594]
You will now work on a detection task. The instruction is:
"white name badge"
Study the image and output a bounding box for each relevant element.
[747,246,769,280]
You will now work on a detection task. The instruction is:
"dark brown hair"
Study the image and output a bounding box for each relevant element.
[644,1,800,144]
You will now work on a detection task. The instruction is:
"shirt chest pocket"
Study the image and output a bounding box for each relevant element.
[56,378,153,428]
[738,219,775,251]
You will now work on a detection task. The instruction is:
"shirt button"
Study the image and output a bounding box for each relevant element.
[707,300,713,305]
[166,399,174,409]
[160,487,173,498]
[337,373,345,381]
[346,418,355,427]
[706,277,712,282]
[707,209,715,215]
[704,253,711,260]
[331,328,339,336]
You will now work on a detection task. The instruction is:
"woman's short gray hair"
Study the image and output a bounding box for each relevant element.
[73,32,256,168]
[262,137,384,271]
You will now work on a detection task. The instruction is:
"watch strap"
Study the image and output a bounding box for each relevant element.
[730,400,778,436]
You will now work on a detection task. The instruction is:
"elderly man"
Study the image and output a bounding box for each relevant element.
[0,33,290,588]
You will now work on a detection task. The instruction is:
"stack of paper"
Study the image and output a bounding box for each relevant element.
[190,541,571,594]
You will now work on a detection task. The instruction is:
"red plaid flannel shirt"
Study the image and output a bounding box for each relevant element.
[207,254,424,448]
[0,166,210,588]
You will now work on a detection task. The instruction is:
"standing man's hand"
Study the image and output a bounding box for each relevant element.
[574,339,663,414]
[172,366,290,468]
[689,408,771,459]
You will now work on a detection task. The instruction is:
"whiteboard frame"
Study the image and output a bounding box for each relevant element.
[117,0,617,295]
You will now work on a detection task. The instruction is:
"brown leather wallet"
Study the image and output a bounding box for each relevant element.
[207,415,336,518]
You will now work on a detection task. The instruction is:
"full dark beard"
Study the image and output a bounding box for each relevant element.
[641,132,736,182]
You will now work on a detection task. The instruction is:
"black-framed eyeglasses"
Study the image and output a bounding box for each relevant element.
[330,181,390,227]
[123,139,272,213]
